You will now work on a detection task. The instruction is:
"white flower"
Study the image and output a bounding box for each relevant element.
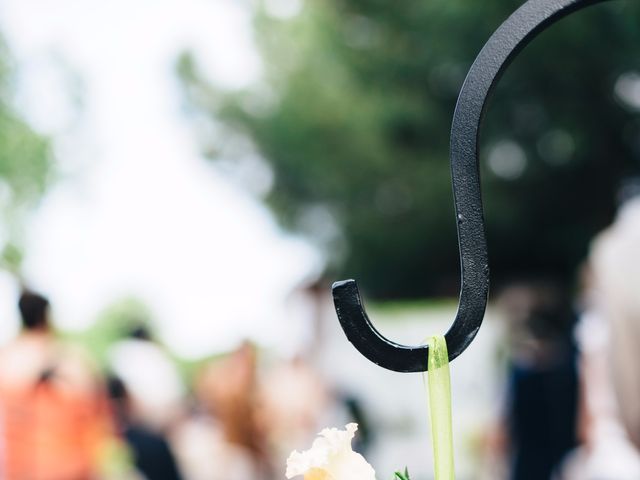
[286,423,376,480]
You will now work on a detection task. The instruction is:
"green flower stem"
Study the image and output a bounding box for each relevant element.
[426,335,455,480]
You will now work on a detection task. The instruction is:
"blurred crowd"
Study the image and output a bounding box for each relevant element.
[482,192,640,480]
[3,196,640,480]
[0,288,362,480]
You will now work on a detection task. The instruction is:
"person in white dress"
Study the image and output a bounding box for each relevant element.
[559,194,640,479]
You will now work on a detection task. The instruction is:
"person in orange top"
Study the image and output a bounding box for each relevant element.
[0,290,112,480]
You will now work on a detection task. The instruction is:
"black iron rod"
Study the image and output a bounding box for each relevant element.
[332,0,614,372]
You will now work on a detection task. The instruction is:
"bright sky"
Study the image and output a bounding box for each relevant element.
[0,0,319,358]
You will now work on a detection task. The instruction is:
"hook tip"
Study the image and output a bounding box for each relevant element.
[331,278,356,290]
[332,279,361,309]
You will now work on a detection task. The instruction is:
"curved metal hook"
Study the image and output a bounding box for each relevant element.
[333,0,614,372]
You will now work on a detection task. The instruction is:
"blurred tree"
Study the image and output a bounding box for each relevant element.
[179,0,640,298]
[72,296,153,367]
[69,295,216,385]
[0,40,52,273]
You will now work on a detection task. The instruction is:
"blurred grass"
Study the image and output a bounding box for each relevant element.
[370,298,457,317]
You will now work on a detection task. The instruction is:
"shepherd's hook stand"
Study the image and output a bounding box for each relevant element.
[332,0,619,372]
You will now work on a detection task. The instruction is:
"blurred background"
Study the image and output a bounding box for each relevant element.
[0,0,639,479]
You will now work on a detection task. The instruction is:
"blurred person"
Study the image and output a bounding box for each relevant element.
[107,375,183,480]
[170,412,262,480]
[108,324,185,433]
[180,341,269,479]
[256,355,331,474]
[559,194,640,480]
[0,290,113,480]
[496,280,579,480]
[197,342,264,455]
[337,391,373,454]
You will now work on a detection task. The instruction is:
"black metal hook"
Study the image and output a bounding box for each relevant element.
[333,0,614,372]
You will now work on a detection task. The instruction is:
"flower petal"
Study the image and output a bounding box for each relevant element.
[304,468,334,480]
[285,423,376,480]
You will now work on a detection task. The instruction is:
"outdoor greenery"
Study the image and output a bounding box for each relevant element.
[394,467,411,480]
[64,296,214,384]
[0,41,53,272]
[180,0,640,298]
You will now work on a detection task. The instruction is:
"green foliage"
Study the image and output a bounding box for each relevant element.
[180,0,640,298]
[65,296,217,385]
[0,40,53,271]
[67,296,153,367]
[394,467,411,480]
